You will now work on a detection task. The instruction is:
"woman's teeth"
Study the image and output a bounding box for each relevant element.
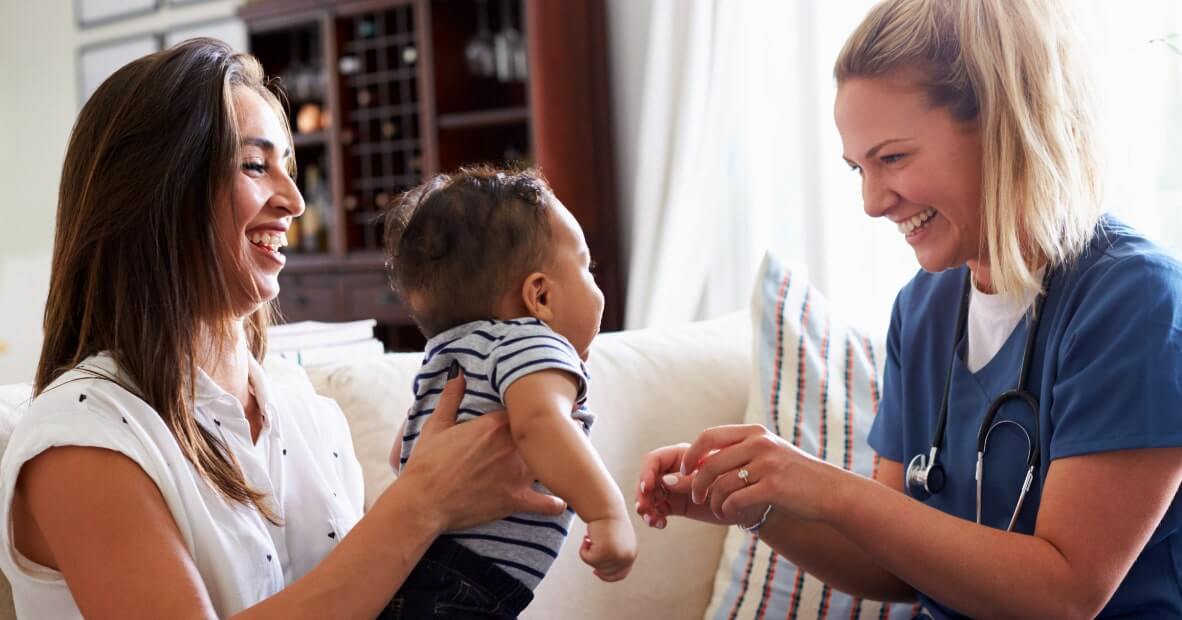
[248,231,288,252]
[898,208,936,235]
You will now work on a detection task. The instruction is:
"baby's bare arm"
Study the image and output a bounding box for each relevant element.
[503,370,625,522]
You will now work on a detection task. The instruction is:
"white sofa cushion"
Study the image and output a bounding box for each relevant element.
[300,355,415,509]
[704,253,910,620]
[531,312,750,619]
[305,313,752,619]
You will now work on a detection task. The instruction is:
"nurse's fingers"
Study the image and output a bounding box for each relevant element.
[707,465,755,520]
[636,444,690,526]
[689,446,753,505]
[682,424,767,476]
[720,484,776,523]
[636,444,690,501]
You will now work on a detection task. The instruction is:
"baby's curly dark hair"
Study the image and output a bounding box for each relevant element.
[383,166,556,338]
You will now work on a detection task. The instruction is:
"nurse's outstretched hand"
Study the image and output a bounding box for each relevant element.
[636,425,832,529]
[678,424,841,525]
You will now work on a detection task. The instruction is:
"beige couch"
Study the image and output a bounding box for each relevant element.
[0,312,752,619]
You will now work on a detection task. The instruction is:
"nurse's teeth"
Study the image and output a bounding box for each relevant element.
[898,208,936,235]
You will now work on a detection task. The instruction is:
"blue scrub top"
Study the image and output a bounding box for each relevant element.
[868,215,1182,618]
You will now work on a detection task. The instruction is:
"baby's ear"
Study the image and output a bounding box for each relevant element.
[520,271,553,321]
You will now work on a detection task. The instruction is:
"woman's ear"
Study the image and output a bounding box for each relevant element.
[520,272,553,321]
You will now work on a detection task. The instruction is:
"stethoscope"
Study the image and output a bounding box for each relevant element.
[905,268,1053,532]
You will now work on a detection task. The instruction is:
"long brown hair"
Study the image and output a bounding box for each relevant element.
[37,38,290,520]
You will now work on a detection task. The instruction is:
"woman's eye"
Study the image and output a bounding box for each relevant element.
[881,153,905,165]
[242,161,266,174]
[846,163,863,175]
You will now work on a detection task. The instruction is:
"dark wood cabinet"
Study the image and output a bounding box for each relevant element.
[239,0,622,350]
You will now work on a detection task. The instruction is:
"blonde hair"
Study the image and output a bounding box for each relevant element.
[835,0,1101,296]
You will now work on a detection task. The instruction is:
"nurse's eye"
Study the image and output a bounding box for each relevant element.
[881,153,906,165]
[846,162,863,175]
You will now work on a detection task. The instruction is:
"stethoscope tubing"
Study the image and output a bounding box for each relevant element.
[908,267,1054,531]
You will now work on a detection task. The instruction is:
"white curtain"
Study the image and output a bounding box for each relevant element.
[1082,1,1182,253]
[624,0,1182,335]
[623,0,751,328]
[624,0,894,331]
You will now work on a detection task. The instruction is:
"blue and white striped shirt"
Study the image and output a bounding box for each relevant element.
[400,318,594,589]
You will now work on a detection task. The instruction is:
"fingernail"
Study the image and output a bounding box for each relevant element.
[662,473,679,487]
[640,480,646,494]
[583,536,592,548]
[644,514,653,527]
[447,360,461,380]
[634,501,641,514]
[655,519,666,530]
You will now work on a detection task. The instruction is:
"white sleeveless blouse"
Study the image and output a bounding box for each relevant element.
[0,353,364,618]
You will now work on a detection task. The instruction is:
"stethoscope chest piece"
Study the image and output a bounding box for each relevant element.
[906,447,945,496]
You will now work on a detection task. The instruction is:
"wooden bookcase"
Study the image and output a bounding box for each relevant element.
[238,0,622,350]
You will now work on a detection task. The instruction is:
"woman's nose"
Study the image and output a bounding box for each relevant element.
[861,171,898,218]
[276,174,307,218]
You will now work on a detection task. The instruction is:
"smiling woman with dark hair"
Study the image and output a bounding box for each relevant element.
[0,38,563,619]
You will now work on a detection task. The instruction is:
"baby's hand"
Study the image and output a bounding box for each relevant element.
[580,515,637,582]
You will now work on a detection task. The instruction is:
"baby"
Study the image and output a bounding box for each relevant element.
[380,166,636,618]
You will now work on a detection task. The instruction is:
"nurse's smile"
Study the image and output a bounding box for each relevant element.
[895,206,937,244]
[835,67,984,276]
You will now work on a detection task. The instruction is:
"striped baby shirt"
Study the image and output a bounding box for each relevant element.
[400,318,594,589]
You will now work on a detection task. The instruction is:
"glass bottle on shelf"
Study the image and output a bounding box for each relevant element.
[287,215,302,253]
[300,164,331,252]
[339,55,361,75]
[358,16,378,39]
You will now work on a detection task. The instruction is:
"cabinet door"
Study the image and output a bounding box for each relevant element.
[342,272,413,323]
[275,273,342,322]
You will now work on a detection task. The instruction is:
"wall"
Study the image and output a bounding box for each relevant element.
[0,0,242,383]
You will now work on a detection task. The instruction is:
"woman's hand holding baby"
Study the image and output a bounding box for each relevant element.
[394,369,567,533]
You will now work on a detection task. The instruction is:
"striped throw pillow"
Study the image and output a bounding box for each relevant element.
[704,253,918,620]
